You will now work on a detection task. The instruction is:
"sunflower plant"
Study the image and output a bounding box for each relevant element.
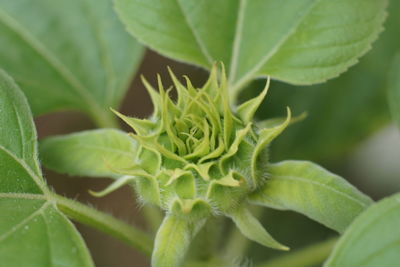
[39,66,371,266]
[1,0,399,267]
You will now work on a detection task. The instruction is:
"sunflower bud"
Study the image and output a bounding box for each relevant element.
[110,65,288,215]
[102,65,291,266]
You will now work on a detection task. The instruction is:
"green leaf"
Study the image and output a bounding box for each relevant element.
[244,0,400,162]
[40,129,138,179]
[0,0,144,127]
[115,0,387,92]
[0,198,94,267]
[152,214,205,267]
[228,205,288,251]
[0,69,41,177]
[249,160,373,233]
[325,193,400,267]
[388,53,400,127]
[0,70,93,266]
[89,175,136,197]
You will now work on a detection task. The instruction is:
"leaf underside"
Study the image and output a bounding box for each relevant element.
[250,160,373,233]
[40,129,138,179]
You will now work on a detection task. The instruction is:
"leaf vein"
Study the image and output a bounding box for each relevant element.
[233,0,323,90]
[176,0,214,65]
[82,0,116,106]
[0,193,46,200]
[11,102,25,163]
[272,175,369,208]
[228,0,247,83]
[0,8,101,112]
[0,145,47,193]
[41,212,53,266]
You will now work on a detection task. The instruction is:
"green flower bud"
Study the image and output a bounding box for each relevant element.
[111,65,290,216]
[99,64,291,266]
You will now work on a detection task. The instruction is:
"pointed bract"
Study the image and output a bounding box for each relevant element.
[89,175,136,197]
[237,78,270,124]
[141,75,162,117]
[251,108,291,182]
[111,108,155,136]
[229,205,289,251]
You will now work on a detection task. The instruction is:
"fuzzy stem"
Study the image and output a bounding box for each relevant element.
[255,237,337,267]
[52,193,153,255]
[222,226,250,261]
[141,204,163,233]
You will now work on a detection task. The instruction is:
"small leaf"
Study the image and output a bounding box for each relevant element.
[0,70,93,266]
[228,205,288,251]
[325,193,400,267]
[257,112,307,129]
[0,0,144,126]
[388,53,400,128]
[115,0,387,91]
[40,129,138,179]
[152,213,206,267]
[89,175,136,197]
[256,108,291,147]
[250,160,373,233]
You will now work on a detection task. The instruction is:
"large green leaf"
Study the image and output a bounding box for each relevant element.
[249,161,373,233]
[325,192,400,267]
[115,0,387,92]
[245,0,400,162]
[0,70,93,266]
[388,54,400,127]
[40,129,138,179]
[0,0,144,127]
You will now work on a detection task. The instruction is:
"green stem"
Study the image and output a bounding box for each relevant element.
[87,106,119,129]
[51,193,153,255]
[255,238,337,267]
[222,226,249,260]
